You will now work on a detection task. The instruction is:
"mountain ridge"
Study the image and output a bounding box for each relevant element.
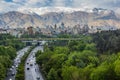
[17,7,93,15]
[0,8,120,29]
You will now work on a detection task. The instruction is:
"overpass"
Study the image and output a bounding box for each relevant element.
[19,38,81,41]
[20,38,81,46]
[0,38,82,46]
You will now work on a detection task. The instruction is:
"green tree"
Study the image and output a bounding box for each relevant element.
[90,63,116,80]
[47,68,58,80]
[114,59,120,77]
[62,66,80,80]
[0,63,6,79]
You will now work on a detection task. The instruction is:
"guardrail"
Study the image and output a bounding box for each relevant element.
[0,38,82,43]
[21,38,81,40]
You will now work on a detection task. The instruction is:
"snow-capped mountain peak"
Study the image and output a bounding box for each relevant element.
[17,7,93,15]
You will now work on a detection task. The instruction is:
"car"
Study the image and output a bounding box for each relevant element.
[15,65,18,68]
[27,62,29,65]
[11,72,15,76]
[36,76,40,80]
[9,68,12,71]
[30,64,33,66]
[12,66,14,69]
[27,67,30,70]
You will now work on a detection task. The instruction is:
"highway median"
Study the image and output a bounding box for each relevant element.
[15,46,35,80]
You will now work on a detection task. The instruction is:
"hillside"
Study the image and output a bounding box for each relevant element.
[0,8,120,29]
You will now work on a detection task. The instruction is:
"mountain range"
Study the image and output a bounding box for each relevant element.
[0,7,120,29]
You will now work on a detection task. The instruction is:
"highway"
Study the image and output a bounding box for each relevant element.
[5,46,30,80]
[25,46,44,80]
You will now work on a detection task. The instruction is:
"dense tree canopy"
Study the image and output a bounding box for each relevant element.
[0,34,25,50]
[36,30,120,80]
[0,34,25,80]
[0,46,16,80]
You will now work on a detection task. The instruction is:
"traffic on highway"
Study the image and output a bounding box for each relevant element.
[25,46,44,80]
[5,46,30,80]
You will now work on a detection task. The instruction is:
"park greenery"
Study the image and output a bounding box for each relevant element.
[0,34,25,50]
[0,46,16,80]
[0,34,25,80]
[36,29,120,80]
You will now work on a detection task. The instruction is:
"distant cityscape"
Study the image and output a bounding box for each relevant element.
[0,22,117,37]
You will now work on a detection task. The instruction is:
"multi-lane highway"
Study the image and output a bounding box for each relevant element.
[5,46,30,80]
[25,46,44,80]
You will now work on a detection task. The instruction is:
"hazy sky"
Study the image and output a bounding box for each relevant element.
[0,0,120,12]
